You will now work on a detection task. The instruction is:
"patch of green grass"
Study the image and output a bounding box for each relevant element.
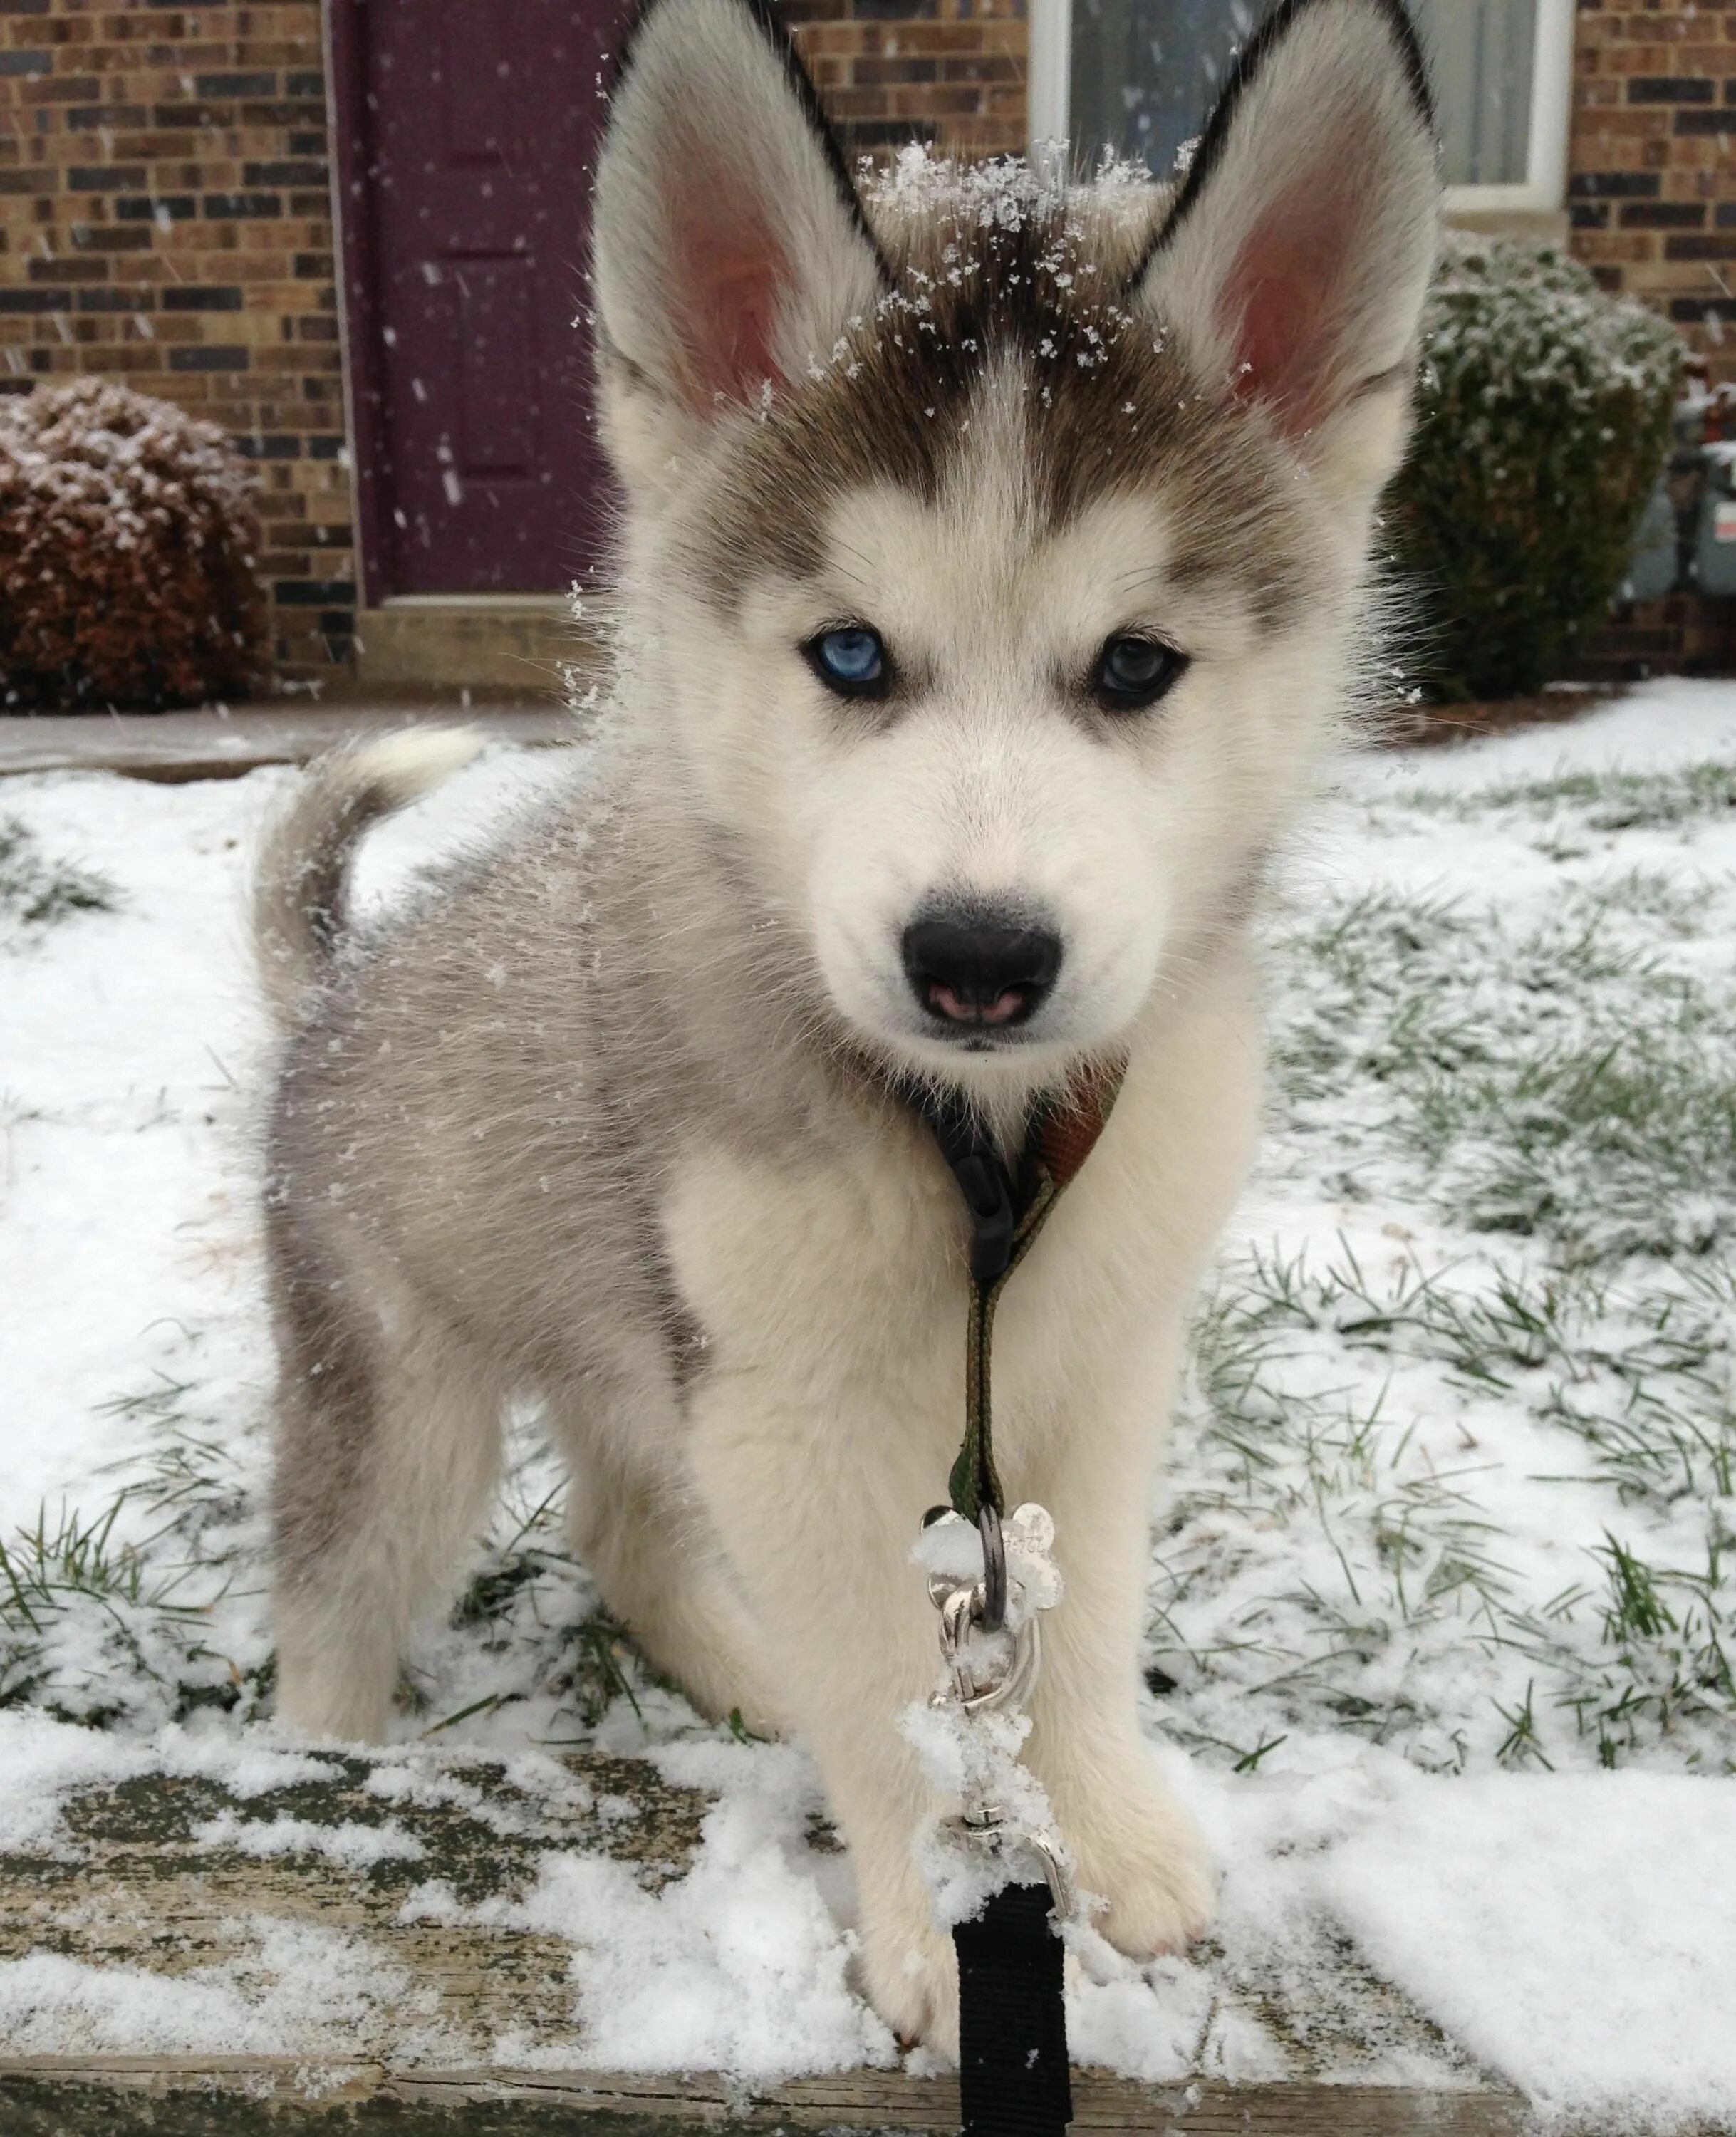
[1493,1681,1554,1770]
[1269,872,1736,1265]
[0,816,116,936]
[0,1492,209,1715]
[1,1368,272,1727]
[1157,1239,1736,1772]
[1395,759,1736,831]
[4,1369,676,1745]
[445,1473,672,1737]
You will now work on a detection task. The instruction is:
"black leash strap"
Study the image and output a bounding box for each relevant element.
[955,1883,1074,2137]
[913,1072,1123,2137]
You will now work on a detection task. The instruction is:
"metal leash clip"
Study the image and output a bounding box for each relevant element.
[922,1503,1051,1713]
[932,1580,1041,1713]
[945,1801,1079,1925]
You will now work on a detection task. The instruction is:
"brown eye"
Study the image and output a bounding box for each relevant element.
[1093,634,1186,712]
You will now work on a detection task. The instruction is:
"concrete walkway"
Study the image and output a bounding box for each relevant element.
[0,701,576,782]
[3,685,1634,784]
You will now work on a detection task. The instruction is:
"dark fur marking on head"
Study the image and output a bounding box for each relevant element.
[687,204,1319,635]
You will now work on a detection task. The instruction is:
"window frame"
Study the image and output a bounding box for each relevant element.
[1025,0,1576,216]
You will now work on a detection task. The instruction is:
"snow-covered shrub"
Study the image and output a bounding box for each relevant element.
[0,379,264,711]
[1391,239,1680,702]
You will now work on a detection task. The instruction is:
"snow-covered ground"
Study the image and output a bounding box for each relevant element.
[2,682,1733,2129]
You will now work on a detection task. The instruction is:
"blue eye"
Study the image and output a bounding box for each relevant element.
[806,625,888,696]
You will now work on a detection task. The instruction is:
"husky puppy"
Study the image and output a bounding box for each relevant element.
[258,0,1437,2048]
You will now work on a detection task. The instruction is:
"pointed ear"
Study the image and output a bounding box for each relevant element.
[591,0,887,444]
[1134,0,1438,487]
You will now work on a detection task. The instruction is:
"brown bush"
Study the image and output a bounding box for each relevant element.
[0,379,265,712]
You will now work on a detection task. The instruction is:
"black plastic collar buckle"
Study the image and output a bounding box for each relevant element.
[908,1084,1022,1290]
[952,1149,1016,1286]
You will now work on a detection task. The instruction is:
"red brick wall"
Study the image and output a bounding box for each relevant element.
[0,1,351,684]
[8,1,1722,696]
[1568,0,1736,392]
[1566,1,1736,675]
[0,0,1024,695]
[789,0,1028,162]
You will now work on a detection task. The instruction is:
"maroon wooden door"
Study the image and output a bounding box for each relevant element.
[331,1,623,598]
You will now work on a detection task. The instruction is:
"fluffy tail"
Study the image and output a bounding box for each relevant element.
[254,727,484,1027]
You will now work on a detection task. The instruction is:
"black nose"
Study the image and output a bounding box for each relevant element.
[902,911,1063,1030]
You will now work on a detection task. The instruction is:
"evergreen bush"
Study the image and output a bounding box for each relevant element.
[1390,238,1680,703]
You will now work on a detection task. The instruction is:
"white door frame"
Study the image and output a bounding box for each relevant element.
[1026,0,1576,216]
[1027,0,1071,152]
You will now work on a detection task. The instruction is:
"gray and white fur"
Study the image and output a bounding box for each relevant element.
[258,0,1438,2050]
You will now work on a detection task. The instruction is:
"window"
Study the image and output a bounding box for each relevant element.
[1028,0,1576,215]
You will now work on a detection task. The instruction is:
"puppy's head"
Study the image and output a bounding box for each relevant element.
[591,0,1438,1101]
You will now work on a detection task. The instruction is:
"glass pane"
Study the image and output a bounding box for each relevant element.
[1067,0,1538,188]
[1068,0,1256,175]
[1411,0,1537,186]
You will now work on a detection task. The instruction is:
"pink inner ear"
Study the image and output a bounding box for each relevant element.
[667,172,789,416]
[1220,182,1363,440]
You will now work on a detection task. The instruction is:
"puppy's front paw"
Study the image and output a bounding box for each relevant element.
[1066,1773,1215,1959]
[857,1891,959,2059]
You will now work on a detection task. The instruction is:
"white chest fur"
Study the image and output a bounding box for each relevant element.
[660,967,1262,1499]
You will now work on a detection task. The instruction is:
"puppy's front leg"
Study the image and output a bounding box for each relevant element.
[687,1381,962,2052]
[1022,1328,1215,1960]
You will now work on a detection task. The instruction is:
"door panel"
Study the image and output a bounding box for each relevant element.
[338,1,623,597]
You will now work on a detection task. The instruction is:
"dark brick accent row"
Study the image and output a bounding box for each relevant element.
[66,104,148,130]
[66,165,147,192]
[192,71,276,97]
[167,345,250,371]
[242,160,328,187]
[274,579,356,604]
[202,191,284,219]
[1628,76,1715,104]
[115,194,195,220]
[161,286,245,312]
[1620,202,1707,229]
[1570,171,1660,199]
[1664,234,1736,261]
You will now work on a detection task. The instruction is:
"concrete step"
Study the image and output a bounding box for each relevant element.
[352,599,591,696]
[0,1749,1538,2135]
